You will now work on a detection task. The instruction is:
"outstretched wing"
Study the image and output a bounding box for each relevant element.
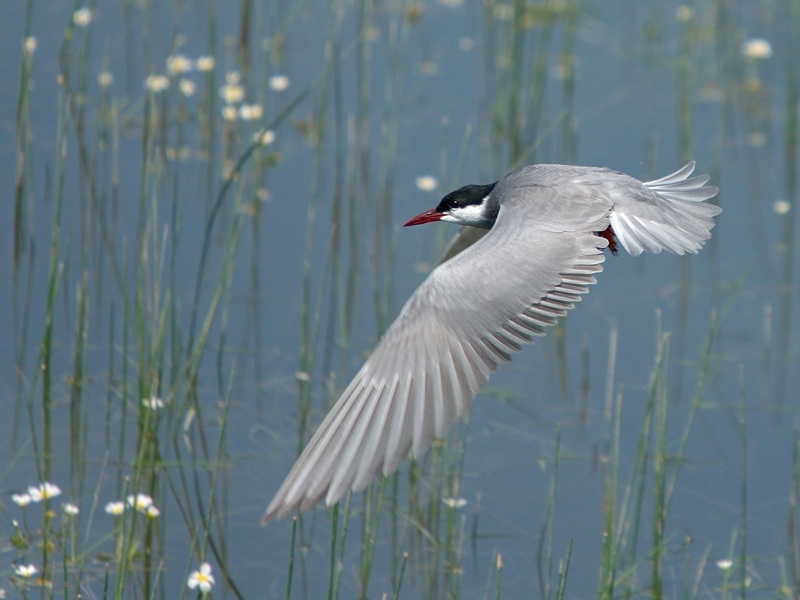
[263,161,721,522]
[263,216,607,522]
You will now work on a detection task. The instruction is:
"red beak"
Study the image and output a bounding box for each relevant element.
[404,208,444,227]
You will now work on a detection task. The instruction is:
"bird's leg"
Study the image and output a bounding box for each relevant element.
[598,225,618,255]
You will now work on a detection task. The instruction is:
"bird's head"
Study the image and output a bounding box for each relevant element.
[405,182,498,230]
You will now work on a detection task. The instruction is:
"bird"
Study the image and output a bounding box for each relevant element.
[263,161,721,523]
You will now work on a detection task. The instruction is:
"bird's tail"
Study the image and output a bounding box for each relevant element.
[611,161,721,256]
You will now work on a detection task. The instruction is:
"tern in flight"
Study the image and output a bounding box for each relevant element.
[263,161,721,523]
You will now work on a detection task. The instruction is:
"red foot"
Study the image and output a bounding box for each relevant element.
[598,225,618,255]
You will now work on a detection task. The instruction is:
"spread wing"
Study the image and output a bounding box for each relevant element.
[438,226,489,264]
[263,161,722,522]
[263,212,607,522]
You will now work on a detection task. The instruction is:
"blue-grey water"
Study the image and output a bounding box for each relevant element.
[1,1,798,598]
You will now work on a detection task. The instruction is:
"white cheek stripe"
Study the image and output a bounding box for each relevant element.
[441,203,486,226]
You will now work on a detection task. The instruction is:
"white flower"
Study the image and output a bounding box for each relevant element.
[63,503,80,515]
[741,38,773,60]
[28,482,61,502]
[442,497,467,509]
[23,36,37,54]
[179,79,196,97]
[105,501,125,515]
[73,8,93,27]
[415,175,438,192]
[774,200,791,215]
[253,129,275,145]
[716,558,733,570]
[142,396,164,410]
[268,74,289,92]
[14,564,38,578]
[144,74,170,93]
[222,105,238,121]
[12,493,32,507]
[98,71,113,87]
[146,505,161,518]
[127,493,153,512]
[166,54,193,76]
[239,104,263,121]
[195,56,216,72]
[219,80,245,104]
[187,563,215,594]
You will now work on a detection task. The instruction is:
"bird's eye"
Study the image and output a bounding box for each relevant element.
[435,193,462,213]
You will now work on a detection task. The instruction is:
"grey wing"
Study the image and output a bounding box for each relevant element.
[439,227,489,264]
[610,161,722,256]
[262,223,607,522]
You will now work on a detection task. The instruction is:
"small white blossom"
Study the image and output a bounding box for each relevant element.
[222,105,238,121]
[23,36,37,54]
[415,175,438,192]
[179,79,196,97]
[146,505,161,518]
[98,71,113,87]
[142,396,164,410]
[63,503,80,516]
[105,501,125,515]
[14,564,38,578]
[166,54,193,76]
[253,129,276,145]
[716,559,733,570]
[144,74,170,93]
[73,8,93,27]
[219,78,245,104]
[187,563,215,594]
[442,497,467,509]
[195,56,216,72]
[742,38,773,60]
[268,74,290,91]
[127,493,154,512]
[774,200,791,215]
[28,482,61,502]
[12,493,32,507]
[239,104,263,121]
